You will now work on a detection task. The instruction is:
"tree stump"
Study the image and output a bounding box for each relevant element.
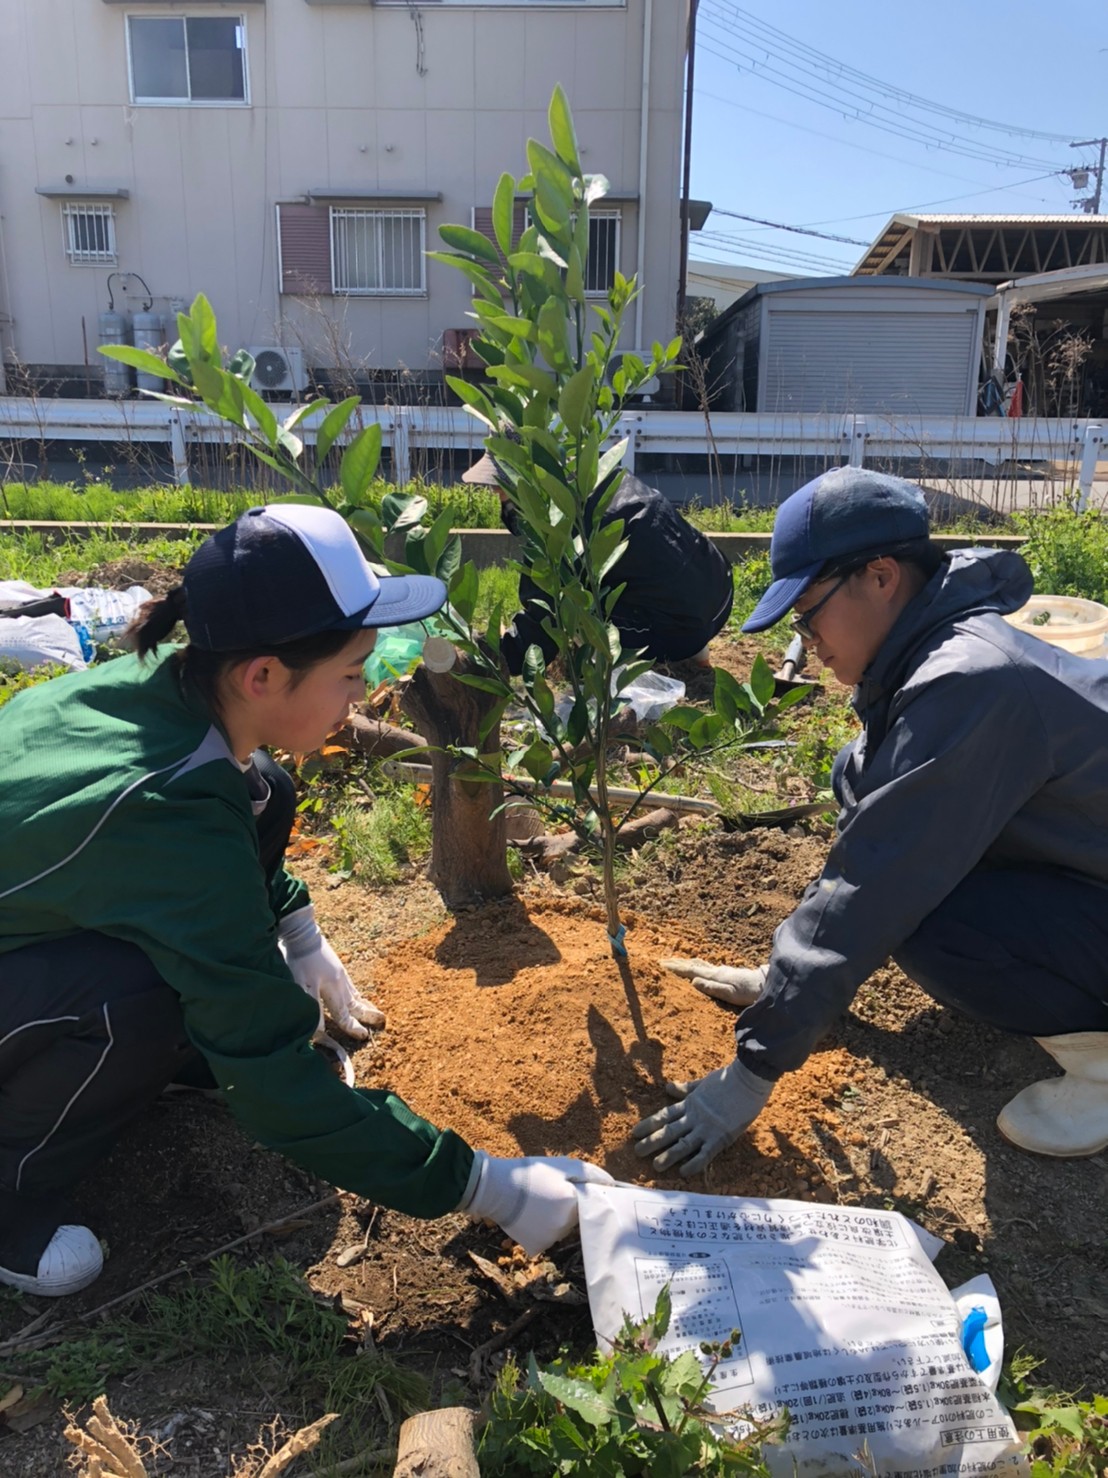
[401,652,514,908]
[393,1407,479,1478]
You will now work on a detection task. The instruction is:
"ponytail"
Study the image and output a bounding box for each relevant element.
[129,587,188,658]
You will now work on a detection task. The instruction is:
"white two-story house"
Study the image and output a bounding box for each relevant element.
[0,0,690,400]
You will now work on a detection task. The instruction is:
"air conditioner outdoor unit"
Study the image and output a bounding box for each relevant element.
[248,345,307,396]
[607,348,661,399]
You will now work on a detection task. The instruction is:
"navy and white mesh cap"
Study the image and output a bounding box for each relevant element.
[182,504,446,652]
[742,468,930,633]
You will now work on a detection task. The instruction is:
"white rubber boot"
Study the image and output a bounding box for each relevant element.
[996,1032,1108,1157]
[0,1224,103,1297]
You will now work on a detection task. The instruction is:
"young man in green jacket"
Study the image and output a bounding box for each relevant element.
[0,504,609,1296]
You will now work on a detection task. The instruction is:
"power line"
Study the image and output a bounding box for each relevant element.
[766,172,1070,232]
[696,230,856,273]
[703,0,1077,146]
[709,207,869,245]
[699,21,1066,172]
[694,86,1066,192]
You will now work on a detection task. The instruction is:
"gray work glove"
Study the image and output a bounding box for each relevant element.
[459,1152,614,1256]
[660,957,768,1008]
[631,1059,774,1175]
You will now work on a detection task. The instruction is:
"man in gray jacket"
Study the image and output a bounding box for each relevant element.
[633,467,1108,1173]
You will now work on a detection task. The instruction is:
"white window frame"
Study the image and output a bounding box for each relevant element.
[125,14,250,107]
[585,209,621,297]
[62,203,117,265]
[521,205,622,297]
[330,208,427,297]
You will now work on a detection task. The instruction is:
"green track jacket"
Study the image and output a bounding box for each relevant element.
[0,650,473,1217]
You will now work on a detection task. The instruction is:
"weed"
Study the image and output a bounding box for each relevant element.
[23,1254,427,1464]
[999,1352,1108,1477]
[329,783,432,885]
[478,1287,779,1476]
[1013,505,1108,605]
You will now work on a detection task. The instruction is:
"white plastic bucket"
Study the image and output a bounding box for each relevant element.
[1004,595,1108,656]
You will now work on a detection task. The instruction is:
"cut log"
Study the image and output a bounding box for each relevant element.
[518,807,679,868]
[393,1408,479,1478]
[333,713,426,761]
[401,651,514,908]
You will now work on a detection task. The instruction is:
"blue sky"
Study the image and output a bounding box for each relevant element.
[689,0,1108,276]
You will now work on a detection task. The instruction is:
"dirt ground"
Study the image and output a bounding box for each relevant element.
[1,623,1106,1474]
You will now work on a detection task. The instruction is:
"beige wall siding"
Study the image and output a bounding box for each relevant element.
[0,0,686,380]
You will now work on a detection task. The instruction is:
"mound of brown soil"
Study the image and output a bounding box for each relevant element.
[366,896,853,1200]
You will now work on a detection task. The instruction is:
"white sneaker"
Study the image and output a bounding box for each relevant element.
[0,1224,103,1297]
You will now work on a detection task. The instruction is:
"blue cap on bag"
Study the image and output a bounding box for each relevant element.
[742,468,930,633]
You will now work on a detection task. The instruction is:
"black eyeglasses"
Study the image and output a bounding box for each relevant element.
[790,574,851,642]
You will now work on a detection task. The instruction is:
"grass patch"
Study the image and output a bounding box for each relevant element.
[1,480,503,531]
[329,783,432,885]
[9,1253,426,1468]
[0,529,197,587]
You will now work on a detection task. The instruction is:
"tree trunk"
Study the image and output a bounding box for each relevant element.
[401,653,514,908]
[393,1408,479,1478]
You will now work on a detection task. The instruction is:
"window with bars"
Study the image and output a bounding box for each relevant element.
[62,203,117,265]
[127,16,247,104]
[585,211,620,295]
[330,209,426,296]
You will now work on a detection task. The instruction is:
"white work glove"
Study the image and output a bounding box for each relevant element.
[277,903,385,1039]
[459,1152,614,1257]
[660,957,768,1008]
[631,1059,774,1175]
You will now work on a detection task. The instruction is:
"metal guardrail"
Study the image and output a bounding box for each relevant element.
[1,399,1104,506]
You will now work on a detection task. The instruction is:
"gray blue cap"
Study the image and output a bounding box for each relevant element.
[742,468,930,633]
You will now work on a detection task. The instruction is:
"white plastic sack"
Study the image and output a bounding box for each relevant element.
[577,1184,1026,1478]
[0,615,87,672]
[60,585,151,642]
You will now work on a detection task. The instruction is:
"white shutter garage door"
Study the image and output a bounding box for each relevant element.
[762,309,979,415]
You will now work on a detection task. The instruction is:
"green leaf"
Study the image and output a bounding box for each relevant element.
[282,397,330,433]
[447,561,479,624]
[714,667,752,726]
[689,712,726,748]
[750,652,777,708]
[341,424,383,507]
[521,738,555,782]
[558,366,594,435]
[238,379,279,447]
[316,395,362,466]
[244,444,297,483]
[226,348,255,383]
[425,251,503,304]
[595,438,628,489]
[347,507,384,555]
[97,344,186,385]
[486,363,560,400]
[275,425,303,460]
[491,171,517,258]
[438,222,503,265]
[658,700,712,730]
[455,673,512,697]
[190,293,219,362]
[381,492,428,534]
[548,84,583,175]
[446,376,500,429]
[536,1372,613,1428]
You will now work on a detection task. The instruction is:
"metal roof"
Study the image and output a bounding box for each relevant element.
[699,274,991,344]
[854,212,1108,275]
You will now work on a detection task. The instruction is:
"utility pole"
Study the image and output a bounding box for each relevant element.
[1070,138,1108,213]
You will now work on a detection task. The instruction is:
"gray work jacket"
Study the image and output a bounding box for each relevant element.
[735,548,1108,1079]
